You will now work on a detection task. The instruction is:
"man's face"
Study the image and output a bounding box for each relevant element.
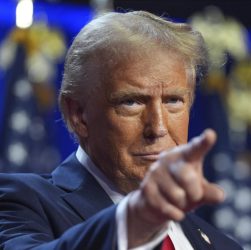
[82,49,192,194]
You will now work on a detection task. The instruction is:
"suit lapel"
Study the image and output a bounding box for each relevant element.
[51,153,114,220]
[181,214,215,250]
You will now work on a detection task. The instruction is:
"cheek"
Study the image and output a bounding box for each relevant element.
[87,112,142,167]
[98,115,143,168]
[169,111,190,143]
[106,114,143,147]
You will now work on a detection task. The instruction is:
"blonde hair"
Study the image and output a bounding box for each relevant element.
[59,11,208,131]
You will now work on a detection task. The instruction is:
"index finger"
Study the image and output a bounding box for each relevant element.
[183,129,217,162]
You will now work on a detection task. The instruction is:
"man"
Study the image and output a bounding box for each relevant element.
[0,11,242,250]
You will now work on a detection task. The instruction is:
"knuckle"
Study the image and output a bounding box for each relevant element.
[175,188,186,200]
[190,187,203,202]
[174,211,185,221]
[180,170,197,187]
[159,203,172,216]
[169,160,185,177]
[173,189,186,208]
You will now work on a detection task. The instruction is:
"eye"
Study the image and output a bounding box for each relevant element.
[163,96,186,112]
[115,97,144,116]
[167,97,183,104]
[164,96,184,105]
[119,99,141,107]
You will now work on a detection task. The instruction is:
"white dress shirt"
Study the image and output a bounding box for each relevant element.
[76,146,194,250]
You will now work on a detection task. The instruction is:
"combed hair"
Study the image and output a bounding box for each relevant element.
[59,10,208,131]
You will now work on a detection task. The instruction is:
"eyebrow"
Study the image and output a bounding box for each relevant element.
[108,88,192,102]
[162,88,191,96]
[108,91,147,103]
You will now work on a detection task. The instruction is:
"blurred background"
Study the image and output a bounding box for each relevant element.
[0,0,251,248]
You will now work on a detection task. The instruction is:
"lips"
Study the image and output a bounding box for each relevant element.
[133,152,162,161]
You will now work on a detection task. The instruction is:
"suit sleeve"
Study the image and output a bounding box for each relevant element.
[0,174,117,250]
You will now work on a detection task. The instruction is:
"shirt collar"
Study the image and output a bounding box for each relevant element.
[76,146,124,204]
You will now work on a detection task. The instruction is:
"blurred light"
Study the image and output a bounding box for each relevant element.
[0,1,93,38]
[14,79,32,100]
[213,207,237,230]
[7,142,28,166]
[212,152,232,173]
[234,188,251,212]
[10,110,30,134]
[16,0,33,28]
[235,216,251,241]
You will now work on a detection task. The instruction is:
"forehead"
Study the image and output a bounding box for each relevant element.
[105,48,194,95]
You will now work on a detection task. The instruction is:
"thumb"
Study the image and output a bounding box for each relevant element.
[183,129,217,162]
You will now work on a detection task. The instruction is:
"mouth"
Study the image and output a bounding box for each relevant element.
[133,152,161,161]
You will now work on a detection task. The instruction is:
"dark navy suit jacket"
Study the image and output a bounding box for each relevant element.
[0,153,242,250]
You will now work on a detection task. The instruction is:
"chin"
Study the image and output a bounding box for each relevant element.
[132,164,150,181]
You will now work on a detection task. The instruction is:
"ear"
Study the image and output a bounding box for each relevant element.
[65,98,88,138]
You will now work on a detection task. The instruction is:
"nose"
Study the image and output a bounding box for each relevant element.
[143,102,168,140]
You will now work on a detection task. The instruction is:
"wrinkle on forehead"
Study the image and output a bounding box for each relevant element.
[110,68,192,93]
[107,80,192,101]
[116,86,190,95]
[112,50,194,85]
